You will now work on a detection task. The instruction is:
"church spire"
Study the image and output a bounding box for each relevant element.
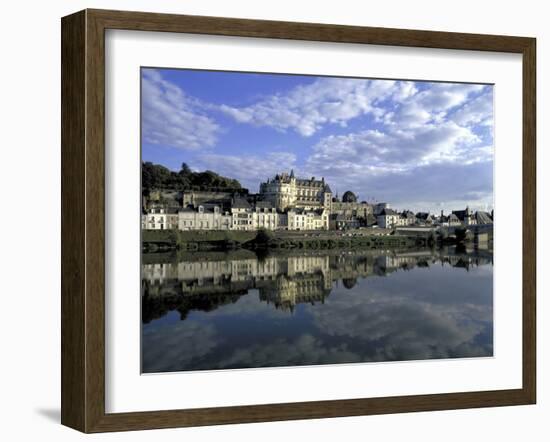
[290,169,295,178]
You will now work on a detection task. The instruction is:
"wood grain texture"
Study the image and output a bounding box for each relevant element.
[89,8,532,53]
[61,10,86,432]
[61,8,537,433]
[522,38,536,404]
[85,9,107,433]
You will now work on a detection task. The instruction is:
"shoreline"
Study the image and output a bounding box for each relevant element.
[141,226,492,254]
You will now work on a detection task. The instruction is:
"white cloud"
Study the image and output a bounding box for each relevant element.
[307,121,483,175]
[218,79,490,139]
[450,89,494,127]
[387,83,487,129]
[193,151,298,192]
[219,77,397,136]
[392,81,418,101]
[298,82,494,211]
[142,69,220,150]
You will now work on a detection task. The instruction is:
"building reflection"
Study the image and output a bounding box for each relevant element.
[141,248,493,323]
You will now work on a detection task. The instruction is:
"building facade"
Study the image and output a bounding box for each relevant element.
[178,205,232,231]
[330,214,361,230]
[252,202,284,230]
[377,208,400,228]
[287,208,329,231]
[400,210,417,226]
[142,170,491,233]
[182,190,238,208]
[452,207,477,226]
[259,170,332,211]
[373,202,390,216]
[142,206,178,230]
[438,213,461,226]
[331,200,373,219]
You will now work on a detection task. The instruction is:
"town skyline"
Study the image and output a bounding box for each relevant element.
[143,161,492,216]
[142,68,494,214]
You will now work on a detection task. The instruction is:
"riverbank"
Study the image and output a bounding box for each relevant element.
[142,229,256,252]
[142,228,428,253]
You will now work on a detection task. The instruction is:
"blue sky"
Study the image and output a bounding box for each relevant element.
[142,67,494,213]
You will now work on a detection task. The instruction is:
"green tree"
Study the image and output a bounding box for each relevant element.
[255,228,274,245]
[180,162,192,175]
[141,161,246,193]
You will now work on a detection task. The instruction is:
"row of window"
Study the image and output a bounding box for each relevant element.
[180,221,232,228]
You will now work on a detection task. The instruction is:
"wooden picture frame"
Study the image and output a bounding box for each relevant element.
[61,8,536,433]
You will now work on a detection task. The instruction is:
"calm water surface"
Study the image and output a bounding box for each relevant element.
[141,247,493,373]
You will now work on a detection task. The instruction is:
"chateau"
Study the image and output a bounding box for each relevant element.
[259,170,332,211]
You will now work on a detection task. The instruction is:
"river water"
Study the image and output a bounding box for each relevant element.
[141,246,493,373]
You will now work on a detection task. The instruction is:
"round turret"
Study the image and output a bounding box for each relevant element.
[342,191,357,203]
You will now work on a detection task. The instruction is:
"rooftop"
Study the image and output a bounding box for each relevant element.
[232,197,252,209]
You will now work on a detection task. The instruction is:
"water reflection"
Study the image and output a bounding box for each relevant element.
[142,247,493,373]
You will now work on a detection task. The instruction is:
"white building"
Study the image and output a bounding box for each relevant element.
[287,208,329,231]
[377,208,400,228]
[142,207,178,230]
[252,201,284,230]
[400,210,417,226]
[230,197,255,231]
[177,199,289,232]
[178,205,232,231]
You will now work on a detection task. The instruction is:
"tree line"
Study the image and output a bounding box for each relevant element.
[142,162,246,193]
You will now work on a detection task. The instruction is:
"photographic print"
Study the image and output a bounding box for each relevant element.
[140,68,494,374]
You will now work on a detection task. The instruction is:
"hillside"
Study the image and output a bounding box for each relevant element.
[142,162,246,193]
